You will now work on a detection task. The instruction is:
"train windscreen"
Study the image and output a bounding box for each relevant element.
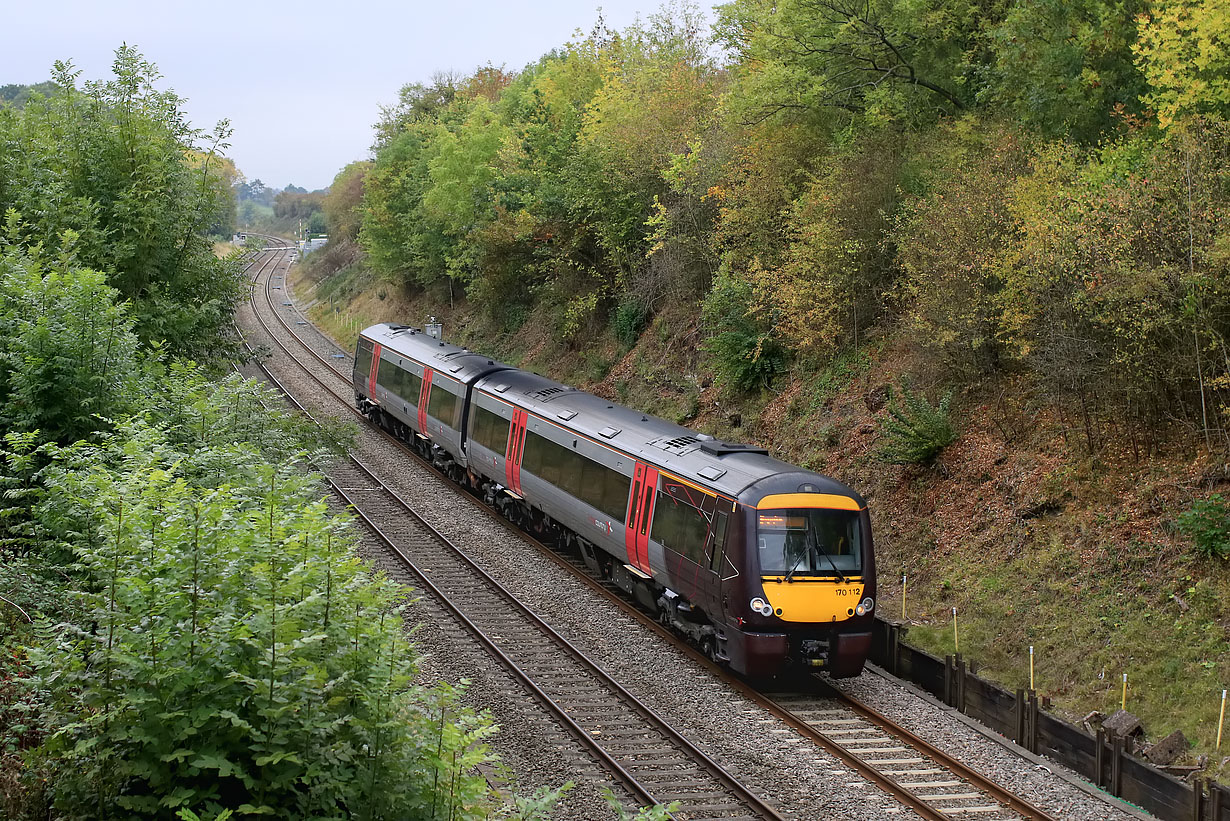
[756,508,862,577]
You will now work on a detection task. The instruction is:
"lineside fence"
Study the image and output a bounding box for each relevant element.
[872,620,1229,821]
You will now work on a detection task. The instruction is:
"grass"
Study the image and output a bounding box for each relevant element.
[898,530,1230,776]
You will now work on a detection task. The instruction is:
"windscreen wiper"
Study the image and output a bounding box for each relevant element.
[802,526,846,583]
[781,545,808,583]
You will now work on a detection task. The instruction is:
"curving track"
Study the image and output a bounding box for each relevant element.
[236,239,1065,821]
[238,240,787,821]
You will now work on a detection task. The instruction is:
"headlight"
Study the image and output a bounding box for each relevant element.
[855,597,875,616]
[749,597,774,616]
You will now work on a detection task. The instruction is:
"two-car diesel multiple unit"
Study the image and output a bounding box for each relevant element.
[353,323,876,678]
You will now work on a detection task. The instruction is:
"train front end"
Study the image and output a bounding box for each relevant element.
[725,477,875,679]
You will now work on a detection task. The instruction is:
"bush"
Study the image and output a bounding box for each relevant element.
[1176,495,1230,560]
[701,269,788,392]
[876,386,957,464]
[613,300,648,346]
[21,417,494,820]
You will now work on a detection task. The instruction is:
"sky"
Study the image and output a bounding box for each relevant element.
[3,0,695,191]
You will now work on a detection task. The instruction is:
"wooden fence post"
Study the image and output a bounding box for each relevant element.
[1095,728,1106,789]
[1026,691,1039,754]
[1111,735,1124,797]
[887,623,900,676]
[1015,689,1026,746]
[957,654,967,713]
[1191,778,1204,821]
[944,655,953,707]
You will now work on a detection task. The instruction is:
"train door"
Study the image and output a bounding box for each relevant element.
[504,408,527,494]
[416,366,434,434]
[623,462,658,574]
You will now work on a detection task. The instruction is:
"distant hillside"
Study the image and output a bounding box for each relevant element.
[0,81,58,107]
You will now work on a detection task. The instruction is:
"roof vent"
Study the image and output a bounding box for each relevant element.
[531,386,577,402]
[598,426,621,439]
[493,383,510,394]
[557,409,577,421]
[698,466,727,481]
[653,435,700,455]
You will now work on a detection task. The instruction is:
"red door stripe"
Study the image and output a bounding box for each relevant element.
[625,464,644,567]
[504,409,517,490]
[635,466,658,573]
[503,409,527,495]
[417,367,433,435]
[511,410,526,494]
[368,343,382,398]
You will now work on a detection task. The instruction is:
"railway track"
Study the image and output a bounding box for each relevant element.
[238,241,1063,821]
[238,242,788,821]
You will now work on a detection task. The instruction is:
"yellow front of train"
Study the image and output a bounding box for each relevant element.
[729,483,876,678]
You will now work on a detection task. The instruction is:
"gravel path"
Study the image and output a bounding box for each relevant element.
[232,255,1155,821]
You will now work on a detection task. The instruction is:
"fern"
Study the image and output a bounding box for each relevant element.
[876,386,957,464]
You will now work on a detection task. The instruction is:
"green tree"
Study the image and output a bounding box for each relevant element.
[983,0,1145,140]
[0,47,246,363]
[0,234,141,444]
[715,0,974,131]
[322,161,371,243]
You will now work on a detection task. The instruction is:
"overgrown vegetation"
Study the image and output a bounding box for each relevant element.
[0,50,247,363]
[1177,495,1230,560]
[0,51,573,820]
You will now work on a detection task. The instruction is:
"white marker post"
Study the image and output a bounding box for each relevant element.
[901,575,907,622]
[1218,689,1227,753]
[952,607,959,653]
[1029,646,1035,691]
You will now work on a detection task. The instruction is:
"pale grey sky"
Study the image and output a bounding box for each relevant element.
[3,0,697,190]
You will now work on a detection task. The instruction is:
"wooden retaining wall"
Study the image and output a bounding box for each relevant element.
[871,619,1229,821]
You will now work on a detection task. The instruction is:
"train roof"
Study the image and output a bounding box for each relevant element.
[362,323,512,384]
[474,367,863,507]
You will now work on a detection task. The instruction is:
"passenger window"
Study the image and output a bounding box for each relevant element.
[427,384,459,427]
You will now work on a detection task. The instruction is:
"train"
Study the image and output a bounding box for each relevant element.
[352,322,876,678]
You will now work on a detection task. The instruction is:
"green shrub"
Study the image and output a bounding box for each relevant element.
[875,386,957,464]
[704,329,788,392]
[24,422,494,820]
[613,301,649,346]
[701,270,788,392]
[1176,495,1230,560]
